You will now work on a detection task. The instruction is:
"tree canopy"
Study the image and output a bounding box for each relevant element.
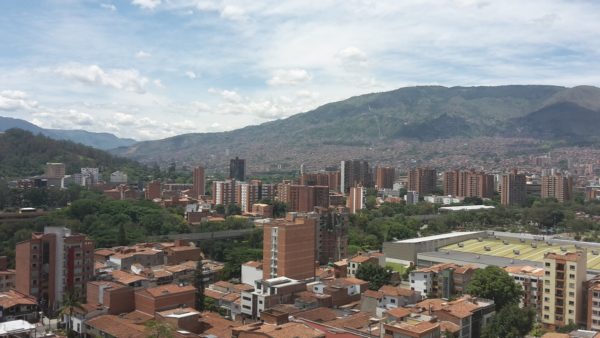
[481,304,536,338]
[465,266,523,310]
[355,263,392,290]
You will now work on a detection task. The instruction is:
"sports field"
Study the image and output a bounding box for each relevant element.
[441,238,600,270]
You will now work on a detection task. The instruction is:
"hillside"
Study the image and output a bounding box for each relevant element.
[112,85,600,170]
[0,116,136,150]
[0,129,146,179]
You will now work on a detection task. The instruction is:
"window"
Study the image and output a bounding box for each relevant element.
[569,274,575,279]
[545,262,551,267]
[569,265,575,271]
[569,292,574,297]
[544,315,549,319]
[390,299,396,304]
[545,271,550,276]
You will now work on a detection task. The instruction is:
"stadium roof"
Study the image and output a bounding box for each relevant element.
[393,232,482,244]
[439,205,495,211]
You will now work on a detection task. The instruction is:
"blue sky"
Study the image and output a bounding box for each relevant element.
[1,0,599,140]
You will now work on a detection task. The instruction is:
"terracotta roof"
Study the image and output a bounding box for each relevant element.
[234,322,325,338]
[142,284,196,298]
[386,307,411,319]
[157,307,199,317]
[151,269,173,278]
[199,311,241,337]
[295,307,338,322]
[94,249,115,256]
[0,290,37,309]
[204,288,226,300]
[88,280,127,290]
[234,283,255,292]
[243,260,262,268]
[349,255,377,263]
[214,280,235,289]
[504,265,545,277]
[325,277,367,288]
[440,321,461,333]
[362,290,383,299]
[111,270,148,285]
[86,315,146,338]
[414,263,459,273]
[385,320,439,335]
[327,312,373,330]
[378,285,418,297]
[166,245,200,252]
[454,265,478,274]
[544,251,584,262]
[121,310,154,324]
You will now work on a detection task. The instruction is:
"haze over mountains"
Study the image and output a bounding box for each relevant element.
[0,116,136,150]
[110,85,600,169]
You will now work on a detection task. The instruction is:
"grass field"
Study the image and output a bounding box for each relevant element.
[441,238,600,270]
[386,262,407,274]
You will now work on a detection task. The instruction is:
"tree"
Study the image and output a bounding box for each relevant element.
[225,204,241,216]
[194,261,205,311]
[481,304,536,338]
[215,204,225,215]
[465,266,523,310]
[355,263,392,290]
[145,320,175,338]
[117,223,127,246]
[57,291,85,336]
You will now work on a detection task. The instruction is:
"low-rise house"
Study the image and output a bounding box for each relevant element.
[347,252,384,277]
[308,277,368,307]
[361,285,422,317]
[134,284,196,315]
[241,277,306,319]
[0,290,39,323]
[504,265,543,317]
[410,263,478,298]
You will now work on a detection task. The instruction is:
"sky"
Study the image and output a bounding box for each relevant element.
[0,0,599,141]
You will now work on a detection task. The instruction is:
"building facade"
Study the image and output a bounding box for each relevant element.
[500,169,527,206]
[375,166,395,190]
[340,160,371,194]
[193,165,205,198]
[262,214,316,280]
[15,227,94,311]
[541,173,573,203]
[229,157,246,181]
[408,168,437,196]
[541,251,586,329]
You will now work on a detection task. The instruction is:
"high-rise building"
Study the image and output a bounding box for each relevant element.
[314,207,349,265]
[541,173,573,203]
[407,168,437,195]
[346,186,365,214]
[300,172,330,186]
[212,179,236,206]
[375,166,395,189]
[192,166,205,198]
[15,227,94,311]
[236,180,262,213]
[277,184,329,212]
[145,180,161,200]
[500,169,527,206]
[45,163,66,179]
[229,157,245,181]
[263,214,316,280]
[340,160,371,194]
[443,170,494,199]
[541,251,586,329]
[405,191,419,205]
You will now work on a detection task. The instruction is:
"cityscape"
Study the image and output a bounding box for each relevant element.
[1,1,600,338]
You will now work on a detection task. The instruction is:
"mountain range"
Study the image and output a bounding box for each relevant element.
[111,85,600,170]
[0,116,136,150]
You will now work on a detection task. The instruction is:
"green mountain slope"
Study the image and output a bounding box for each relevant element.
[0,116,136,150]
[0,129,146,179]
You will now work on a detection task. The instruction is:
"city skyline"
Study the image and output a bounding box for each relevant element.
[1,1,600,140]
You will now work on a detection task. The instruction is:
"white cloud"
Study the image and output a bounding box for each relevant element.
[185,71,197,79]
[100,3,117,11]
[337,46,368,68]
[220,5,246,21]
[191,101,211,112]
[55,64,149,93]
[132,0,161,10]
[267,69,312,86]
[0,90,38,111]
[135,50,151,59]
[153,79,165,88]
[208,88,242,103]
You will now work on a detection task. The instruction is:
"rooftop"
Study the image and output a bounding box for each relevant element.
[439,205,495,211]
[393,231,482,244]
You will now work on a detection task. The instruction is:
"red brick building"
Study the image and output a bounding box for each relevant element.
[134,284,196,315]
[15,227,94,311]
[262,214,316,280]
[375,166,395,189]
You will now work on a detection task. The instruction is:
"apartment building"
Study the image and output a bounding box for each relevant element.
[375,166,395,189]
[192,165,205,198]
[443,170,495,199]
[262,214,316,280]
[340,160,372,194]
[229,157,245,181]
[505,265,544,317]
[541,251,587,329]
[410,263,478,299]
[541,173,574,203]
[346,186,365,214]
[408,168,437,196]
[500,169,527,206]
[15,227,94,311]
[240,277,306,319]
[212,179,236,206]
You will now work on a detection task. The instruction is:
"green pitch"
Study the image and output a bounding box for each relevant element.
[441,238,600,270]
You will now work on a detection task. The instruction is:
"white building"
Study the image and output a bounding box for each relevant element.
[241,261,263,286]
[240,277,305,319]
[110,171,128,184]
